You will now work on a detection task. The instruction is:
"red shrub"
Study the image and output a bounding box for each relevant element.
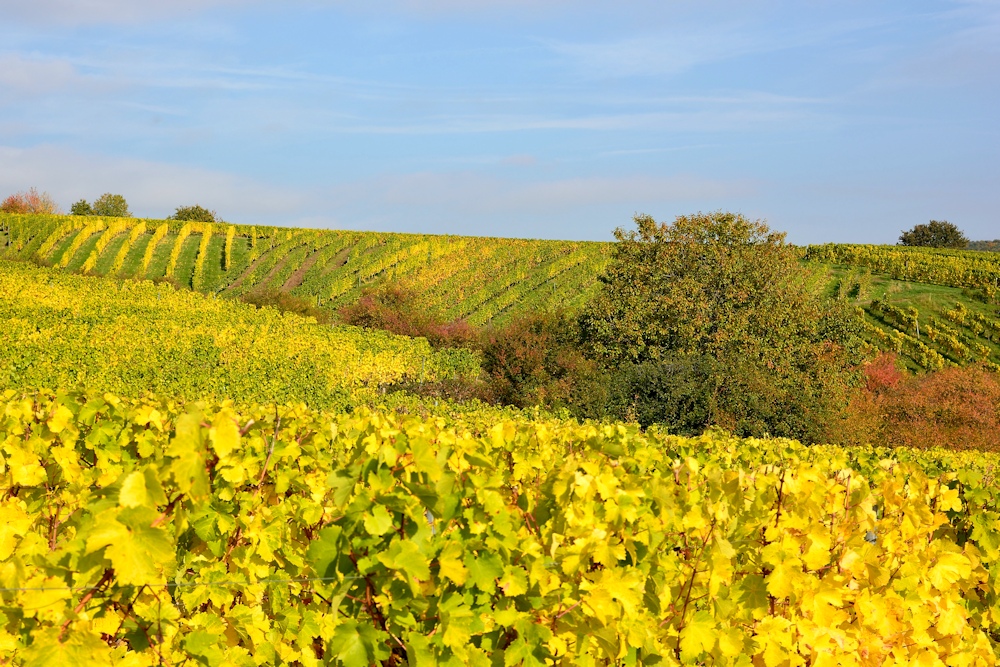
[865,364,1000,450]
[338,285,478,348]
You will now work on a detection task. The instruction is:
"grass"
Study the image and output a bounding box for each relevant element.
[171,234,203,288]
[145,233,175,279]
[93,233,130,275]
[821,264,1000,369]
[46,230,80,266]
[64,230,103,272]
[118,233,153,277]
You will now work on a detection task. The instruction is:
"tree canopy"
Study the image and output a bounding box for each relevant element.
[72,193,131,217]
[899,220,968,248]
[169,204,218,222]
[582,211,863,441]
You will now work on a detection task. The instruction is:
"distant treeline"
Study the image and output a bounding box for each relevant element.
[969,240,1000,252]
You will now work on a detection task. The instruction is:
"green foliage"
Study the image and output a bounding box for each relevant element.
[69,199,92,216]
[169,204,218,222]
[605,355,717,433]
[1,387,999,665]
[899,219,969,248]
[583,212,863,441]
[90,193,131,217]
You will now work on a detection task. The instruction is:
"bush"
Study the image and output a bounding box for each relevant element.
[169,205,218,222]
[899,220,968,248]
[478,309,607,417]
[1,188,60,214]
[857,362,1000,450]
[338,285,478,348]
[605,355,716,433]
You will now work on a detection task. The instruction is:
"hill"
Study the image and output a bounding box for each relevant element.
[0,213,609,326]
[3,214,1000,372]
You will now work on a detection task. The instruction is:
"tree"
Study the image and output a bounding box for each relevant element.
[169,205,218,222]
[1,188,60,214]
[582,211,863,442]
[898,220,968,248]
[90,193,132,217]
[70,199,92,216]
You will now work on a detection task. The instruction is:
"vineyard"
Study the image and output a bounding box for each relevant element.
[806,245,1000,371]
[0,214,610,326]
[2,387,999,665]
[3,214,1000,665]
[5,215,1000,374]
[0,260,478,410]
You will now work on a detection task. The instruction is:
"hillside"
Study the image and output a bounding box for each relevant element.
[0,259,478,410]
[0,214,609,326]
[4,213,1000,372]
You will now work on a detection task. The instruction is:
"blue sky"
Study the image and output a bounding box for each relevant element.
[0,0,997,243]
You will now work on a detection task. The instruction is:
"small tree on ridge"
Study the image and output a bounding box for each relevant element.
[899,220,968,248]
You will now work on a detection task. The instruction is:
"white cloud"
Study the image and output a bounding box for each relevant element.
[0,54,79,95]
[545,29,766,78]
[0,144,305,221]
[0,0,256,25]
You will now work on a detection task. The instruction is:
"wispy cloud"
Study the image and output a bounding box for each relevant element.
[0,54,80,96]
[0,0,257,25]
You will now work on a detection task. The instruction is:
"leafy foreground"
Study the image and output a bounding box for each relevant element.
[2,390,999,666]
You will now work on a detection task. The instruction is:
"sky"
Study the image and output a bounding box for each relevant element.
[0,0,997,243]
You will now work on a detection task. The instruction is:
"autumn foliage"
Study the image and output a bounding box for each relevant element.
[0,187,60,214]
[854,354,1000,450]
[338,285,478,349]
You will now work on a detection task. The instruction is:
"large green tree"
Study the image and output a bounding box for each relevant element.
[898,220,968,248]
[583,211,862,442]
[90,193,132,217]
[169,204,217,222]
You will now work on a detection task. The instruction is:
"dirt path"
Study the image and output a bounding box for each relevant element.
[320,246,352,276]
[223,251,270,293]
[282,248,322,291]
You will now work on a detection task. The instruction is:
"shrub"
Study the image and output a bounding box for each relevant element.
[605,355,717,433]
[855,361,1000,450]
[338,285,478,348]
[1,187,60,214]
[478,309,607,417]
